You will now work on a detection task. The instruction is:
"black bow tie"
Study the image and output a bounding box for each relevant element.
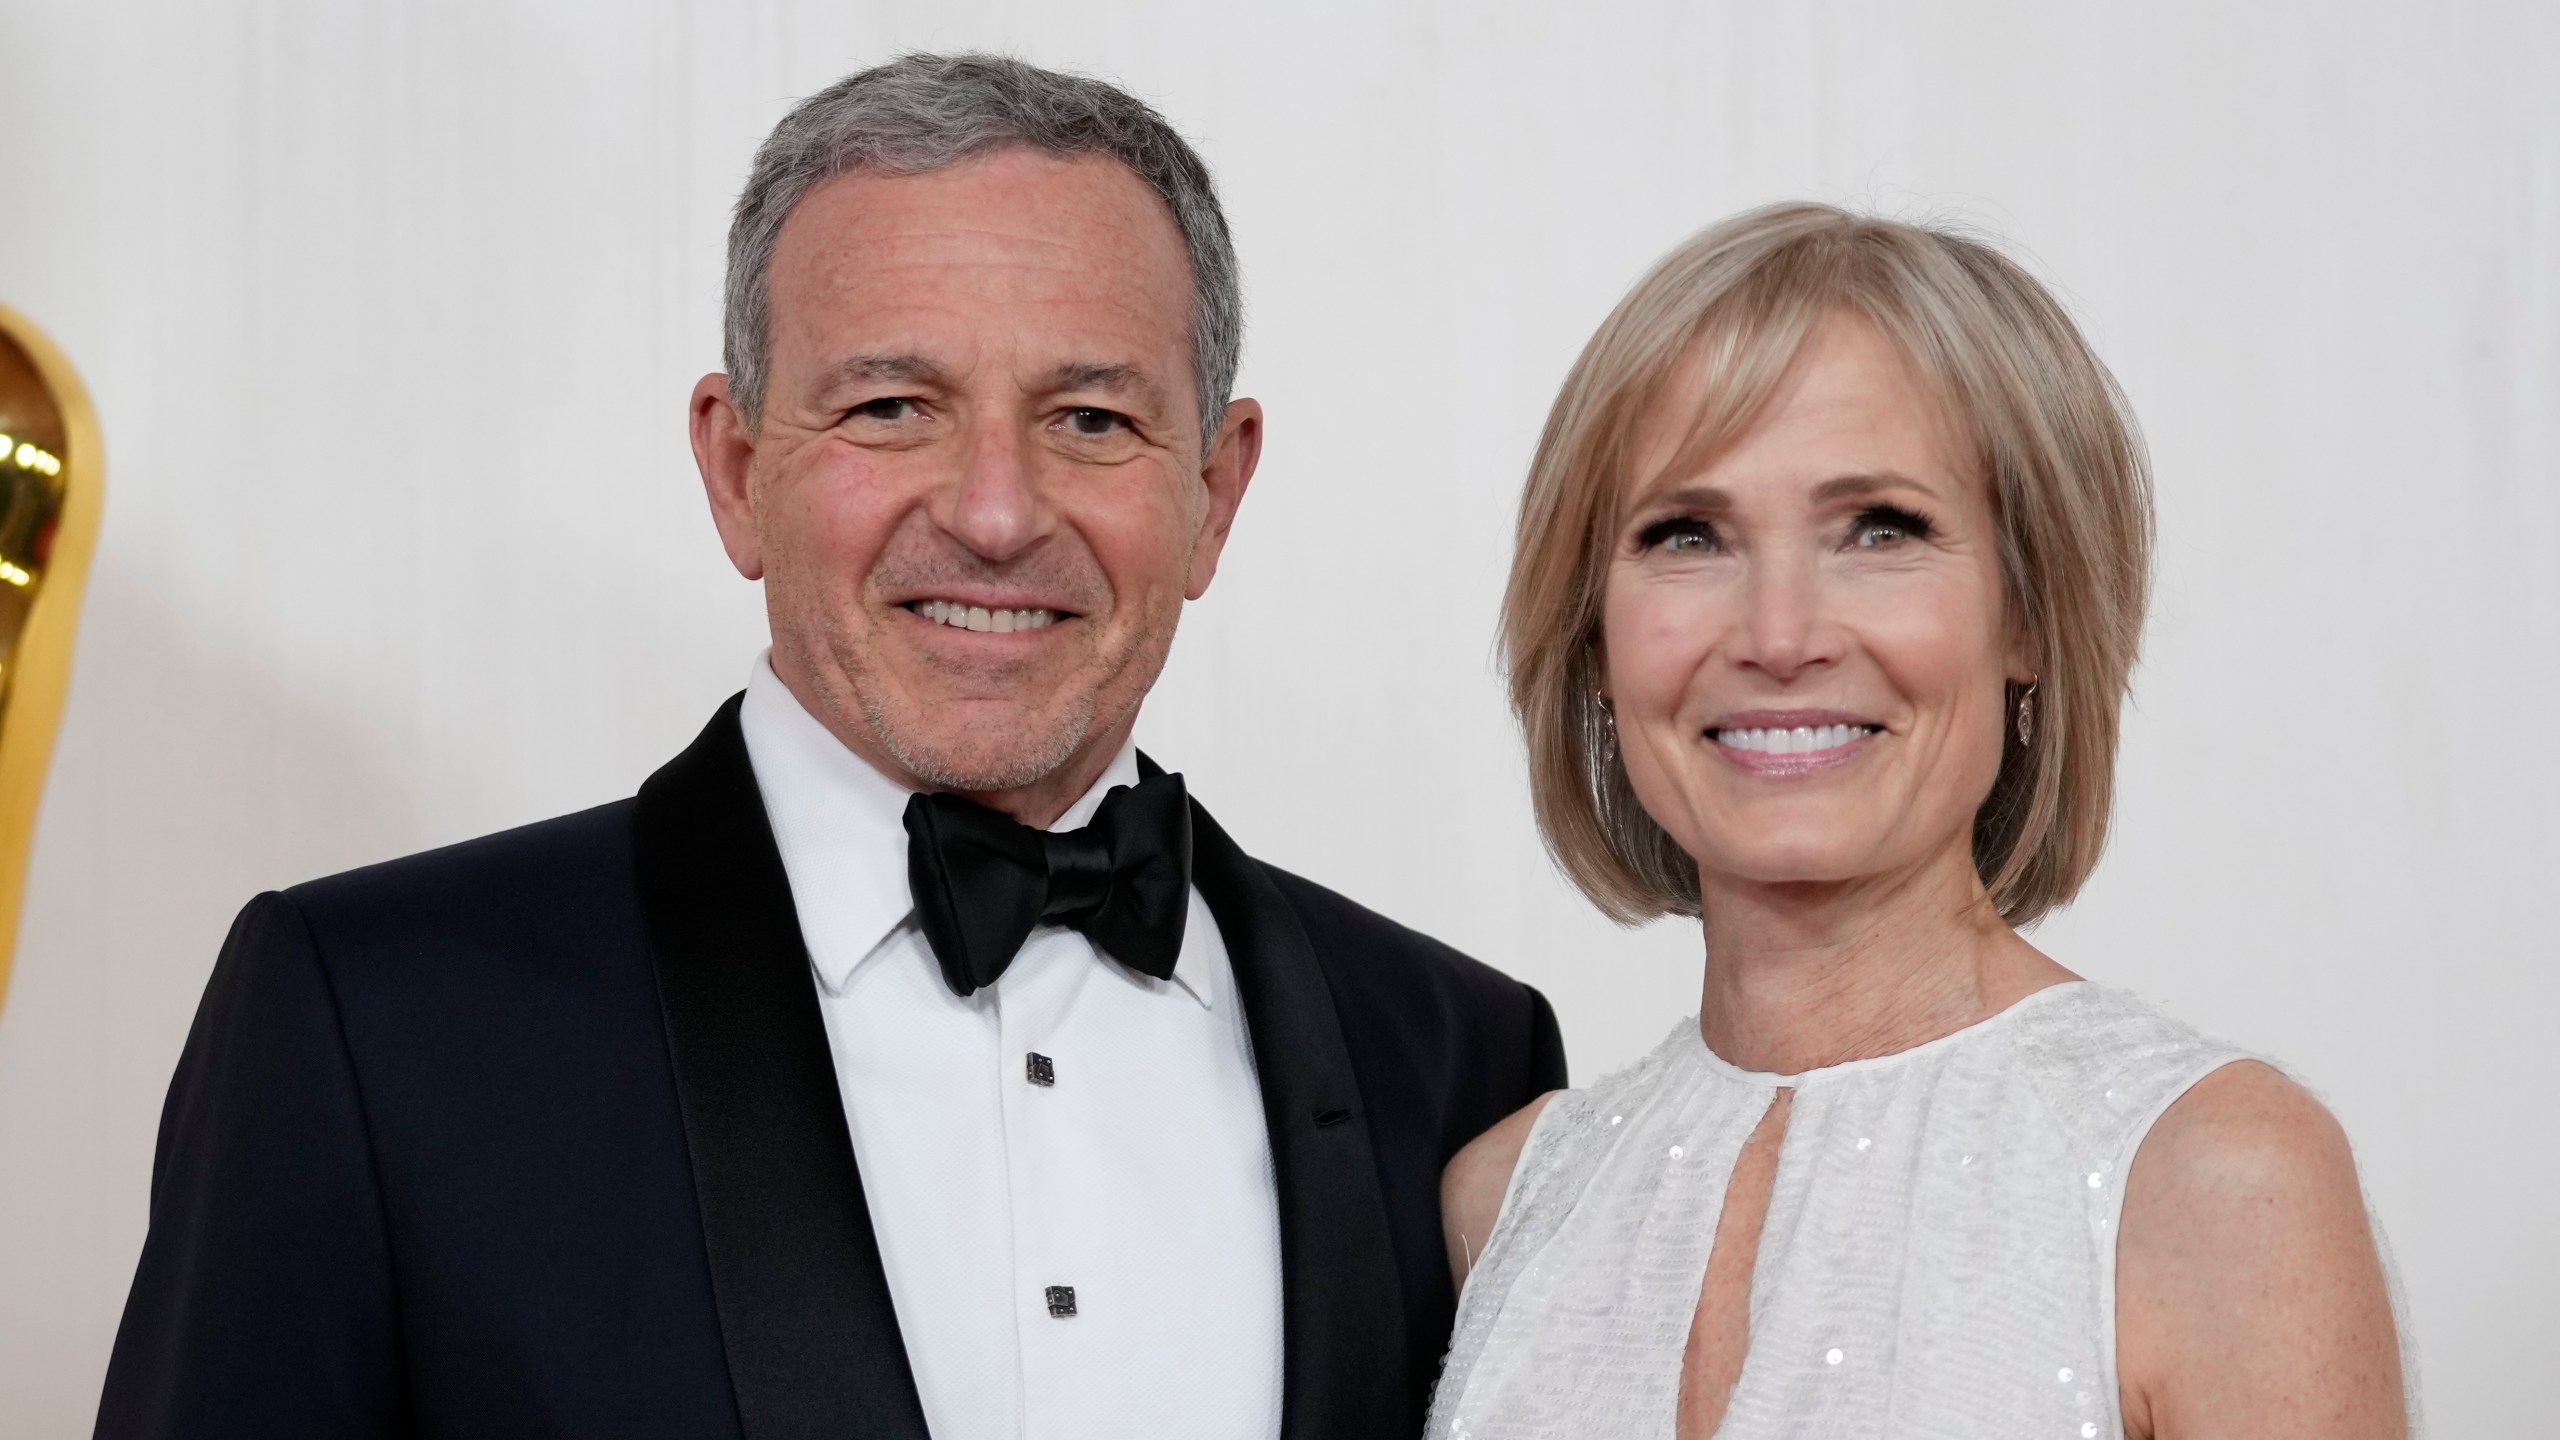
[902,772,1193,997]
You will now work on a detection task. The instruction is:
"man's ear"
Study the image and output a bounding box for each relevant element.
[1183,396,1264,601]
[691,373,765,580]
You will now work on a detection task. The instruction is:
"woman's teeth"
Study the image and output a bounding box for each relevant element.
[911,600,1059,634]
[1713,724,1877,755]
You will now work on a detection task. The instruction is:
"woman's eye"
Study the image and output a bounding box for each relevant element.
[1850,505,1934,549]
[1637,517,1719,555]
[1064,407,1129,437]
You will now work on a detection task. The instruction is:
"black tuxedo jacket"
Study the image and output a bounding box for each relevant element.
[96,699,1564,1439]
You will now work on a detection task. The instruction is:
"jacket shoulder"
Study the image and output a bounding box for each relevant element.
[280,799,640,947]
[1258,862,1508,994]
[1255,862,1564,1091]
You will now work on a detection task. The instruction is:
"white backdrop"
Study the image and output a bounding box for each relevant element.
[2,2,2554,1433]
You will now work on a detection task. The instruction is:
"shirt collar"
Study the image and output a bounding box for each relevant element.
[735,654,1208,1007]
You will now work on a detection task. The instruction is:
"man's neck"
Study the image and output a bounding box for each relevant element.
[770,656,1136,830]
[939,724,1136,830]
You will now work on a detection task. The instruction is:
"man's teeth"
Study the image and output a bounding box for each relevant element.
[911,600,1060,634]
[1714,724,1878,755]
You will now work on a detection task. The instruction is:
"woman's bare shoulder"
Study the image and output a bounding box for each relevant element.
[2133,1059,2359,1188]
[1440,1091,1561,1288]
[2116,1060,2405,1438]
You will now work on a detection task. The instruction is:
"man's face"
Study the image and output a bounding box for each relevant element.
[692,148,1259,821]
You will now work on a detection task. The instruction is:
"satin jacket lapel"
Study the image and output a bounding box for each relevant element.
[1180,780,1409,1439]
[635,696,931,1440]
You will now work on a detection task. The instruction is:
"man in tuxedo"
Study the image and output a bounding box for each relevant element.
[96,51,1562,1440]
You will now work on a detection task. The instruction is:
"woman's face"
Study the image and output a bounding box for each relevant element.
[1602,313,2028,896]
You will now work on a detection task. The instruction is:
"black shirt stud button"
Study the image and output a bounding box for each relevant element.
[1044,1285,1077,1318]
[1026,1052,1055,1087]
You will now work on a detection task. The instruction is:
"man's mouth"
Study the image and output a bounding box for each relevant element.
[905,599,1064,634]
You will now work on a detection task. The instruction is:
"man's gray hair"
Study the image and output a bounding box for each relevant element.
[724,52,1242,449]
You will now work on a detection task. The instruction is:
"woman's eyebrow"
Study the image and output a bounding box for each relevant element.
[1809,471,1939,503]
[1635,482,1736,512]
[1633,471,1941,514]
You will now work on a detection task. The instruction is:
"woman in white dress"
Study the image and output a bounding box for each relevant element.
[1430,205,2412,1440]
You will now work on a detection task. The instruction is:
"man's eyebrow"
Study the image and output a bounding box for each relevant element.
[814,353,945,392]
[1041,362,1168,409]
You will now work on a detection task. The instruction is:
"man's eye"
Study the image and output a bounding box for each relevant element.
[850,397,918,422]
[1063,407,1129,437]
[1637,517,1718,554]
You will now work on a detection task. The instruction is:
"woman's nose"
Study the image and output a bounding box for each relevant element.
[1738,559,1838,681]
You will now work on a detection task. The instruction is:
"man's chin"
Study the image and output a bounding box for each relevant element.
[859,696,1099,797]
[888,747,1077,796]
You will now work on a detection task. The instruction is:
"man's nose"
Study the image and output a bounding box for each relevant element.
[933,412,1050,563]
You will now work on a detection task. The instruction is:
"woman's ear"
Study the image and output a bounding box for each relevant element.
[2004,620,2038,687]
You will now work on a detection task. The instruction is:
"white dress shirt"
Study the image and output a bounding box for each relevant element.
[737,656,1286,1440]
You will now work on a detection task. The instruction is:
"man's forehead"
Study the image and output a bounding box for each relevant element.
[776,149,1188,290]
[765,151,1193,386]
[768,152,1187,317]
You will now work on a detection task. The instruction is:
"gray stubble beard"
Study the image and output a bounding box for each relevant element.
[860,671,1099,793]
[817,599,1180,798]
[775,522,1188,796]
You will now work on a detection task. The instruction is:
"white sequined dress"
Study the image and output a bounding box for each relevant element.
[1426,981,2416,1440]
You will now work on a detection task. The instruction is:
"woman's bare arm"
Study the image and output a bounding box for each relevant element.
[1441,1092,1558,1290]
[2116,1060,2405,1439]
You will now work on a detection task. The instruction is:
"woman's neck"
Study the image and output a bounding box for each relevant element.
[1693,843,2075,1076]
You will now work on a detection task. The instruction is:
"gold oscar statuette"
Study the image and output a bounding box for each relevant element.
[0,305,103,1023]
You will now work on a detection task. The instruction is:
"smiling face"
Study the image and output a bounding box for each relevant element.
[692,147,1260,820]
[1602,312,2029,896]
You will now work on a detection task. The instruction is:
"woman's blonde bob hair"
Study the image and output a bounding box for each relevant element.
[1504,203,2152,928]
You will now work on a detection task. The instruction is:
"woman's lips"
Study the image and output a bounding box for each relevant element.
[1706,720,1882,777]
